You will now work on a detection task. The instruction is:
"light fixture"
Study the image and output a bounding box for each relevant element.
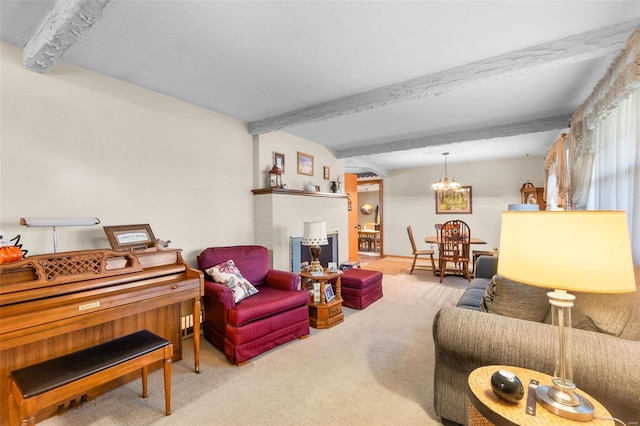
[431,152,461,190]
[497,211,635,421]
[301,221,328,273]
[20,217,101,253]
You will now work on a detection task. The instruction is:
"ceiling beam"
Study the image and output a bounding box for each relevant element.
[23,0,111,73]
[248,19,639,135]
[344,158,389,178]
[336,113,571,159]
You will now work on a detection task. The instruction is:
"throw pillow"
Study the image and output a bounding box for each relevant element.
[479,275,497,312]
[487,275,550,322]
[205,259,259,304]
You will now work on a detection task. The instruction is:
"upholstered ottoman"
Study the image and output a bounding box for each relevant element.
[340,268,383,310]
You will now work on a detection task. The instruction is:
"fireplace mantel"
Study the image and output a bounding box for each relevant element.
[252,188,348,199]
[252,188,348,271]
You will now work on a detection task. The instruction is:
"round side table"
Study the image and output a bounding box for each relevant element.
[467,365,614,426]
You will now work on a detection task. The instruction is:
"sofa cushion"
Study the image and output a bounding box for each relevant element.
[485,274,550,322]
[568,267,640,340]
[205,260,259,304]
[227,286,310,327]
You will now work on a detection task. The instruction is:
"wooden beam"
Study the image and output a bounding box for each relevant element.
[248,20,639,135]
[336,114,571,158]
[343,158,389,178]
[23,0,111,73]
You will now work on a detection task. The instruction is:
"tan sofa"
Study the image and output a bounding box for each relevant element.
[432,256,640,425]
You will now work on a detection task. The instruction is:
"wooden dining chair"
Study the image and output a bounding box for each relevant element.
[406,226,436,275]
[437,220,471,283]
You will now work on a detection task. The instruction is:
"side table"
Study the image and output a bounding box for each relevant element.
[299,268,344,329]
[467,365,614,425]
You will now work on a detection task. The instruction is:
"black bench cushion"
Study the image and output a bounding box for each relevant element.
[10,329,169,398]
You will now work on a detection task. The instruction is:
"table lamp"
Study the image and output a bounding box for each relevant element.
[301,221,328,273]
[497,211,636,421]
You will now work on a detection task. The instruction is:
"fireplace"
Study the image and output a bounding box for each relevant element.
[290,231,338,273]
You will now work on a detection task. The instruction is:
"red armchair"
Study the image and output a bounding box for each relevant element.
[197,245,310,365]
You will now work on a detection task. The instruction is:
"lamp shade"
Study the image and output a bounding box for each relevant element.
[497,211,635,293]
[301,221,328,246]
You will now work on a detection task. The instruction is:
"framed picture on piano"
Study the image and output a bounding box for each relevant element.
[103,224,156,251]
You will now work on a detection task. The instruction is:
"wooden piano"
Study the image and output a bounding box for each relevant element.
[0,248,204,424]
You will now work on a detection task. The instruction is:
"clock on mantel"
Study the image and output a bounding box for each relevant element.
[520,181,546,211]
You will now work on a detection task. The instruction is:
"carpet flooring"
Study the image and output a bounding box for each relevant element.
[42,270,469,426]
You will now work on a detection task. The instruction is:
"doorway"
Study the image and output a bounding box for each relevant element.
[357,179,383,258]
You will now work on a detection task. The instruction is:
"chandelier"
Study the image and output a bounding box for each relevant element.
[431,152,461,190]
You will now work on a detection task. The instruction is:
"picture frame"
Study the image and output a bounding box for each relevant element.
[327,261,337,273]
[274,152,285,173]
[435,186,472,214]
[297,152,314,176]
[323,166,330,180]
[324,283,336,303]
[103,224,156,251]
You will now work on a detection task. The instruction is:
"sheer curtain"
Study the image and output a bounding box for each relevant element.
[569,28,640,264]
[587,91,639,264]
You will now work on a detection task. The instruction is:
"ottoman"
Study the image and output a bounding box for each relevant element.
[340,268,383,310]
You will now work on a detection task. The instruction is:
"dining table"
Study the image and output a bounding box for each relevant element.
[424,236,487,245]
[358,229,380,252]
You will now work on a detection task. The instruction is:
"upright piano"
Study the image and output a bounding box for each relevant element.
[0,248,204,424]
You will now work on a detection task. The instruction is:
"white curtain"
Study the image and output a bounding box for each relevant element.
[569,27,640,264]
[586,90,640,264]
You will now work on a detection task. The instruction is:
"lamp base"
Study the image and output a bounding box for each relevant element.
[536,385,594,421]
[309,245,322,273]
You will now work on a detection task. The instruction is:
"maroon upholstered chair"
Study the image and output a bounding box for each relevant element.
[197,245,310,365]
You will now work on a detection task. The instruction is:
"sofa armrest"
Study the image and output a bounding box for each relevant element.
[433,307,640,420]
[204,279,235,308]
[266,269,301,291]
[475,255,498,279]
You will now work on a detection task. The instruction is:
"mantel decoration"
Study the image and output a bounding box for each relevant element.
[431,152,461,191]
[268,165,283,188]
[498,211,635,421]
[435,186,472,214]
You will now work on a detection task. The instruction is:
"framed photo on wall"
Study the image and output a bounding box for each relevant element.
[323,166,330,180]
[274,152,285,173]
[297,152,314,176]
[435,186,472,214]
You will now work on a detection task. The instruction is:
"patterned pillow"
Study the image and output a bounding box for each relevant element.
[205,259,259,304]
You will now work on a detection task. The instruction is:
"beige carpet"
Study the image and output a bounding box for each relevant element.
[42,271,469,426]
[360,256,414,275]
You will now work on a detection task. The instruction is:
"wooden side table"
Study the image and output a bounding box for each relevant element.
[299,268,344,329]
[467,365,614,426]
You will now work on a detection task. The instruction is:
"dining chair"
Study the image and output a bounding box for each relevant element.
[406,226,436,275]
[437,220,471,283]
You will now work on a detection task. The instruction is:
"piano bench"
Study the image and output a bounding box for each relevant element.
[7,330,173,426]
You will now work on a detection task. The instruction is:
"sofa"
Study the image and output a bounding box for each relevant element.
[433,255,640,425]
[197,245,310,365]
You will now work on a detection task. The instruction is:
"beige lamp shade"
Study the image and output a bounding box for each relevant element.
[301,221,328,246]
[497,211,635,293]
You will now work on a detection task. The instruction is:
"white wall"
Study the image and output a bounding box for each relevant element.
[0,42,254,265]
[383,156,546,256]
[255,131,344,192]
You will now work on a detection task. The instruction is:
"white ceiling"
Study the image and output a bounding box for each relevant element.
[2,0,639,176]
